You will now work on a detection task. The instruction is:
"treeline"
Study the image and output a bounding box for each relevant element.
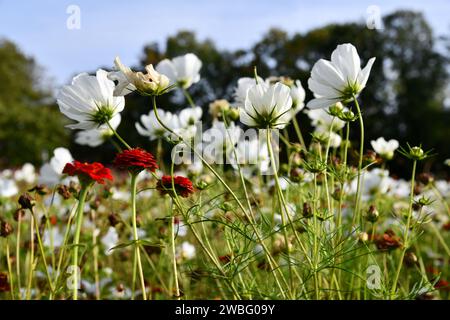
[1,10,449,177]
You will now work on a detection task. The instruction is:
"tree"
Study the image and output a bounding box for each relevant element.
[0,39,69,167]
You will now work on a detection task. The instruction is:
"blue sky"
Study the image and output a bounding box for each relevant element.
[1,0,449,87]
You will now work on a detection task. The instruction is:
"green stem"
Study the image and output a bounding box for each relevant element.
[130,173,147,300]
[170,202,181,299]
[6,239,15,299]
[266,129,294,298]
[292,116,306,150]
[72,185,90,300]
[26,213,35,300]
[106,120,131,150]
[152,96,289,296]
[30,208,55,295]
[15,216,22,296]
[182,88,196,108]
[353,95,364,227]
[390,160,417,299]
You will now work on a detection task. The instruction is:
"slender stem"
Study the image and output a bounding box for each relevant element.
[15,216,22,295]
[6,239,15,299]
[30,208,55,294]
[26,213,34,300]
[106,120,132,150]
[92,213,100,300]
[130,173,147,300]
[312,173,320,300]
[292,116,306,150]
[323,117,335,213]
[170,204,181,299]
[266,128,294,298]
[353,95,364,227]
[72,185,90,300]
[390,160,417,299]
[182,88,196,108]
[50,203,76,300]
[151,96,289,295]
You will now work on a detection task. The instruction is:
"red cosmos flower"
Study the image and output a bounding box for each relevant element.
[156,175,195,198]
[113,148,158,173]
[372,229,402,251]
[63,161,113,185]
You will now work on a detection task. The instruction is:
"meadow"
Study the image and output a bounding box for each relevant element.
[0,45,449,300]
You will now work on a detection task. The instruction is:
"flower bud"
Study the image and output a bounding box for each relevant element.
[0,272,10,292]
[404,251,418,267]
[18,193,35,210]
[14,208,26,221]
[0,220,13,238]
[28,185,49,196]
[328,102,344,117]
[302,202,313,218]
[332,188,343,201]
[227,108,240,121]
[417,173,434,185]
[57,185,72,200]
[357,231,369,243]
[209,99,230,118]
[409,146,424,160]
[338,110,357,122]
[108,213,121,227]
[366,205,379,223]
[289,168,304,183]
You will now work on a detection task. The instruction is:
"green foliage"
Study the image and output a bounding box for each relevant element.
[0,40,69,166]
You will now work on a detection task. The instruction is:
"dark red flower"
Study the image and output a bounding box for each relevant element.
[372,229,402,251]
[156,175,195,198]
[63,161,113,185]
[0,272,10,292]
[113,148,158,173]
[443,222,450,231]
[434,279,450,291]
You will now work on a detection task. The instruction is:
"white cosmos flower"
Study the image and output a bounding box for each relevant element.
[178,106,202,127]
[307,43,376,109]
[110,57,170,96]
[290,80,306,111]
[314,127,342,148]
[38,147,75,187]
[43,228,64,248]
[14,163,36,184]
[202,120,241,164]
[177,241,196,260]
[57,69,125,130]
[306,108,345,131]
[370,137,399,160]
[75,114,121,147]
[0,178,19,197]
[349,168,393,200]
[156,53,202,89]
[240,82,293,129]
[233,138,270,172]
[101,227,119,256]
[266,77,305,111]
[136,109,179,141]
[233,76,264,107]
[173,106,203,140]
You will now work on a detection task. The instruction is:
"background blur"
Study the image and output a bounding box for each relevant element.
[0,1,449,178]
